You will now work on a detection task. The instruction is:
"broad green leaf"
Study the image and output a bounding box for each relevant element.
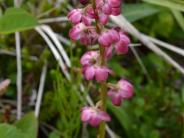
[0,8,38,34]
[0,124,26,138]
[142,0,184,12]
[49,131,60,138]
[123,4,161,22]
[15,112,38,138]
[107,102,135,138]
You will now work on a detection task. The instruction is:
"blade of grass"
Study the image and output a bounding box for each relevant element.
[142,0,184,12]
[171,10,184,31]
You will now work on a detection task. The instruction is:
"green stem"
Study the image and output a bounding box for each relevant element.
[98,81,107,138]
[91,1,107,137]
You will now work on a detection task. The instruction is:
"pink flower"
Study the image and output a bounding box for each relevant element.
[69,23,98,45]
[99,29,130,54]
[115,32,130,55]
[98,29,119,47]
[80,51,99,66]
[98,12,109,25]
[69,23,85,41]
[68,9,83,24]
[101,3,112,15]
[68,9,92,26]
[83,66,111,82]
[111,7,121,16]
[81,106,111,127]
[108,0,122,8]
[80,51,111,82]
[108,79,134,106]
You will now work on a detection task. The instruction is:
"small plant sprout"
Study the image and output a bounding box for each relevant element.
[68,0,134,137]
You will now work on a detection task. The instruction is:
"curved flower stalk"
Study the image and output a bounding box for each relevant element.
[68,0,134,137]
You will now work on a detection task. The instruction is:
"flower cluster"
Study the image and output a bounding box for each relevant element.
[68,0,134,127]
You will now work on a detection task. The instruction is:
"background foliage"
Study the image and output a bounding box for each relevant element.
[0,0,183,138]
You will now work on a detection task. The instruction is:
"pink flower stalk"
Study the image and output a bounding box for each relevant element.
[68,0,134,133]
[81,106,111,126]
[108,79,134,106]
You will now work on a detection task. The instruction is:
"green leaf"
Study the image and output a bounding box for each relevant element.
[123,3,161,22]
[171,10,184,31]
[0,8,2,17]
[0,8,38,34]
[142,0,184,12]
[107,102,136,138]
[49,131,61,138]
[0,124,26,138]
[15,112,38,138]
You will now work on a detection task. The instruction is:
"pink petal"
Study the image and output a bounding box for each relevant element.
[81,109,92,122]
[108,0,121,8]
[68,9,82,24]
[84,66,95,80]
[89,115,101,127]
[111,94,122,106]
[111,7,121,16]
[99,12,109,25]
[95,67,109,82]
[115,41,128,55]
[102,3,112,15]
[118,79,134,98]
[99,111,111,121]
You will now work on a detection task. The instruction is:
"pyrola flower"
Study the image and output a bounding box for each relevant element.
[68,9,92,26]
[114,32,130,55]
[81,51,112,82]
[108,79,133,106]
[81,106,111,126]
[99,29,130,55]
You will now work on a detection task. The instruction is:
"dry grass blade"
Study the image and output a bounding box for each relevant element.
[130,47,150,80]
[143,35,184,57]
[35,62,47,118]
[111,15,184,74]
[39,17,68,24]
[41,25,71,67]
[35,26,70,79]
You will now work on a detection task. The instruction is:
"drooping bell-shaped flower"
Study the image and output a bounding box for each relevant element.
[80,51,112,82]
[83,65,111,82]
[69,23,98,45]
[98,29,119,47]
[114,32,130,55]
[108,79,133,106]
[107,0,122,8]
[81,106,111,127]
[68,8,92,26]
